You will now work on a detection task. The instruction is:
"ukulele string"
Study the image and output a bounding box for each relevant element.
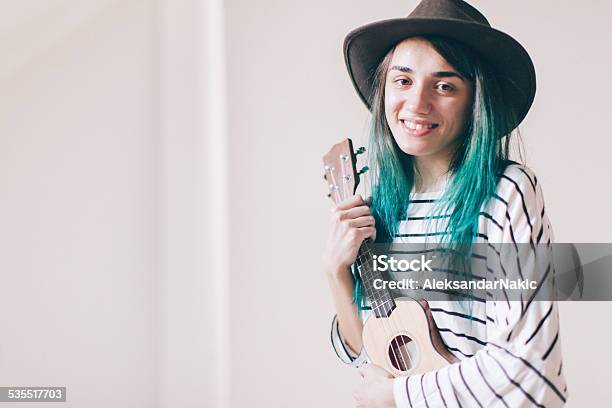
[332,157,407,370]
[333,147,409,373]
[358,244,410,372]
[356,249,402,372]
[331,158,398,369]
[340,150,407,370]
[358,246,409,373]
[365,241,414,372]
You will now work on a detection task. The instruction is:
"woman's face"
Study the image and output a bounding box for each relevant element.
[384,37,473,160]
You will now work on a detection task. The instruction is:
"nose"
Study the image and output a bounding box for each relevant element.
[403,82,432,115]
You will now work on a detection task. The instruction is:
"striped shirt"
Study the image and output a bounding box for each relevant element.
[330,163,568,407]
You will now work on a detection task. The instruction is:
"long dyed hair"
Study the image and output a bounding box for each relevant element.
[354,35,522,310]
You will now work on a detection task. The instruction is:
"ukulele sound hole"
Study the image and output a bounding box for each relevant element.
[388,334,417,372]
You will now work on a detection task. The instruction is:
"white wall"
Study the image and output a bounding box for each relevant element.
[0,0,160,407]
[0,0,231,406]
[158,0,230,406]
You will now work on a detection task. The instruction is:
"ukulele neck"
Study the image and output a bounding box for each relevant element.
[356,243,396,318]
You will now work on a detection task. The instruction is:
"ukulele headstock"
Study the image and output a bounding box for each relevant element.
[322,138,368,204]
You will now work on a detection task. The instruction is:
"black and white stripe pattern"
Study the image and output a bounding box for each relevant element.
[330,163,567,407]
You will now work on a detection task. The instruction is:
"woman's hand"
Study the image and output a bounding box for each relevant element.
[322,194,376,281]
[353,364,395,408]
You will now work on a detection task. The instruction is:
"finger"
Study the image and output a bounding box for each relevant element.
[349,227,376,245]
[334,194,366,211]
[332,206,371,223]
[348,215,375,228]
[359,226,377,242]
[341,205,372,220]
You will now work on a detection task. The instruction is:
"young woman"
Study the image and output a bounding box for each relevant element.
[323,1,567,407]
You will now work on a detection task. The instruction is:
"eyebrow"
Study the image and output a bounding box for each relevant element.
[389,65,465,81]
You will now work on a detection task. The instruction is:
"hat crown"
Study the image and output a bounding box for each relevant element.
[409,0,490,27]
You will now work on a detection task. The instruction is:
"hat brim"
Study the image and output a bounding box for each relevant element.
[344,17,536,132]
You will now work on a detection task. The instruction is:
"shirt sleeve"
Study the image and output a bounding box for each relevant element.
[393,165,569,407]
[330,313,369,368]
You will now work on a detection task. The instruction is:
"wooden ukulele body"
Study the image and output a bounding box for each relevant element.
[362,298,459,377]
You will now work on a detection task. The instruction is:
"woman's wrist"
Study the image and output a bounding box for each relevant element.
[325,262,352,284]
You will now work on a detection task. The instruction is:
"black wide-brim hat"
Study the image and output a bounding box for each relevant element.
[344,0,536,132]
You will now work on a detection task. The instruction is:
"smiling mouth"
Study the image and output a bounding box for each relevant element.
[401,119,439,130]
[400,119,439,136]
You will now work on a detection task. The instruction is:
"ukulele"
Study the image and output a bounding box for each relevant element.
[323,138,458,377]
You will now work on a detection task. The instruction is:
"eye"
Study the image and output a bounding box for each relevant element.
[436,82,455,93]
[394,77,412,87]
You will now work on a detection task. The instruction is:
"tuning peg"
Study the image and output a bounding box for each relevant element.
[355,147,366,155]
[357,166,369,176]
[323,173,327,180]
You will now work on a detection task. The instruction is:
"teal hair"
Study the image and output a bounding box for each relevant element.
[353,35,520,312]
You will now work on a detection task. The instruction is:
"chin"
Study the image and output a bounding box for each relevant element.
[401,146,434,157]
[394,137,434,157]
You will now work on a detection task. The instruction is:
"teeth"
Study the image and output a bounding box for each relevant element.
[403,120,435,130]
